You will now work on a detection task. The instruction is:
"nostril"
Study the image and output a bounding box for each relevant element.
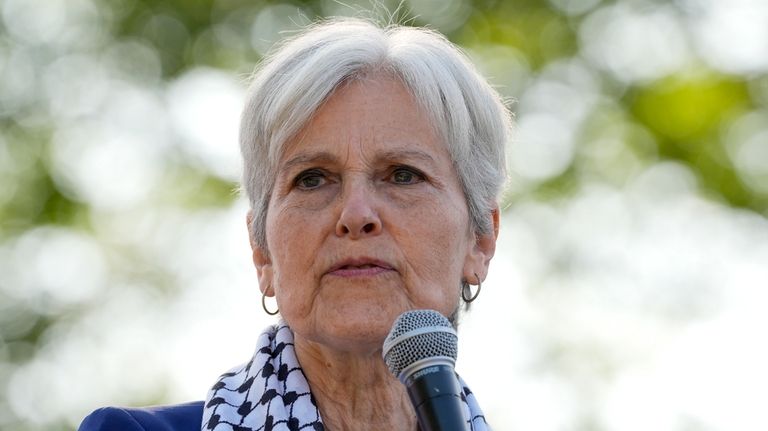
[362,223,375,234]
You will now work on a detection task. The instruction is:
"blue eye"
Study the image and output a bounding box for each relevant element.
[294,169,326,190]
[390,167,424,185]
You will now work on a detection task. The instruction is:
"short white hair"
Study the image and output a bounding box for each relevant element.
[241,18,512,250]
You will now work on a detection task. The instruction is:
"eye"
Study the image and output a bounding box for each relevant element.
[294,169,327,190]
[389,166,425,185]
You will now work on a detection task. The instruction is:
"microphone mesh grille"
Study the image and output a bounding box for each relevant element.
[382,309,458,377]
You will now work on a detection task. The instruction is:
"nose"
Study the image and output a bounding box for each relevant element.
[335,182,382,238]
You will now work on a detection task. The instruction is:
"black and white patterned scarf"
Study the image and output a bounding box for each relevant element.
[202,323,490,431]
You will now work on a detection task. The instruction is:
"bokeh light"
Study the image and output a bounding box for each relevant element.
[685,0,768,75]
[580,4,691,83]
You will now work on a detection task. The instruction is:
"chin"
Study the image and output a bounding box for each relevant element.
[312,324,390,355]
[314,306,404,353]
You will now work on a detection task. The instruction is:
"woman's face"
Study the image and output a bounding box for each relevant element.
[251,76,497,354]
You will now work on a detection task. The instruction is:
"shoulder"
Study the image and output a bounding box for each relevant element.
[79,401,204,431]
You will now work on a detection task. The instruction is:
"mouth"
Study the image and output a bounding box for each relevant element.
[327,258,395,277]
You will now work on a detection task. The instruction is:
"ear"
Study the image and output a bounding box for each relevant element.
[246,211,274,296]
[463,206,500,283]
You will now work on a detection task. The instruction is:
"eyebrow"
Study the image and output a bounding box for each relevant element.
[280,148,437,172]
[281,152,338,172]
[378,149,436,165]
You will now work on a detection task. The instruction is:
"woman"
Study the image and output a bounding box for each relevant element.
[81,17,511,431]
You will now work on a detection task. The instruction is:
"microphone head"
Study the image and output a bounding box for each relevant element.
[382,309,458,379]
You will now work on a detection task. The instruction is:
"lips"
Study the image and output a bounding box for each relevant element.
[327,258,394,277]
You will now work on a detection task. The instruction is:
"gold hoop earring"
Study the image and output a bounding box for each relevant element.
[261,288,279,316]
[462,273,482,303]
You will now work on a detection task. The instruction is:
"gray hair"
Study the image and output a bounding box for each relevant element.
[240,18,512,250]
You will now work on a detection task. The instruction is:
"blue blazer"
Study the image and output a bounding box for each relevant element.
[79,401,204,431]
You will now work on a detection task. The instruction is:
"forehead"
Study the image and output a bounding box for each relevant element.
[281,76,445,160]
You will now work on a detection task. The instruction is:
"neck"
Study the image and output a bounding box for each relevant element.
[294,335,417,431]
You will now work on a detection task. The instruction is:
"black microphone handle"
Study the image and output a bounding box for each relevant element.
[404,364,468,431]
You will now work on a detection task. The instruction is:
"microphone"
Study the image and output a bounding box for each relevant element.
[382,310,468,431]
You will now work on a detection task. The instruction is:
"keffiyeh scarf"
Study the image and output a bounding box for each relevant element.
[202,323,490,431]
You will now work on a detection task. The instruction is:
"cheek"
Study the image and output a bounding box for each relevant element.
[288,185,339,211]
[268,199,330,255]
[397,200,472,304]
[414,196,471,262]
[265,209,324,306]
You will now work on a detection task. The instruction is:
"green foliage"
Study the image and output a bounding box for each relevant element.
[630,73,757,208]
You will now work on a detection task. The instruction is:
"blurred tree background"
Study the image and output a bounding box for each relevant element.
[1,0,767,430]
